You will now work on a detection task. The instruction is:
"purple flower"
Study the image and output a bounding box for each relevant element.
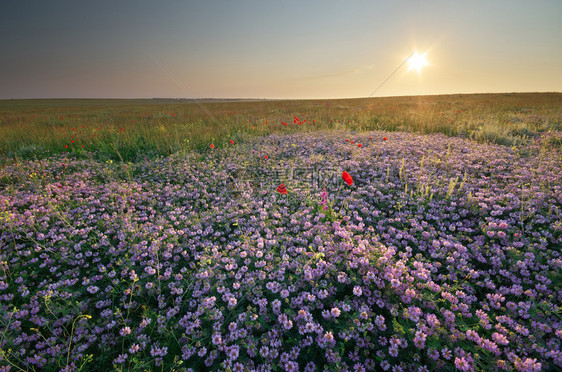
[304,362,316,372]
[514,357,541,371]
[150,345,168,357]
[139,317,151,328]
[226,345,240,360]
[492,332,509,346]
[375,315,386,331]
[212,332,222,345]
[323,331,336,347]
[454,357,472,371]
[114,353,128,364]
[197,347,207,357]
[414,330,427,349]
[119,326,131,336]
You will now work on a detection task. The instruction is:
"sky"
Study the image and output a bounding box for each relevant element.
[1,0,561,99]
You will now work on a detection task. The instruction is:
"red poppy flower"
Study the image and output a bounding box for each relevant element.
[342,171,353,186]
[230,139,235,145]
[276,183,287,195]
[350,141,354,144]
[264,155,268,159]
[369,137,373,140]
[210,143,215,149]
[345,139,350,142]
[383,137,387,141]
[282,122,287,126]
[357,144,362,147]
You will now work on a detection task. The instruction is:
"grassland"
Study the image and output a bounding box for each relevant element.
[1,93,561,164]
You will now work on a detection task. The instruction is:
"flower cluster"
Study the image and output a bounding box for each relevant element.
[0,130,560,371]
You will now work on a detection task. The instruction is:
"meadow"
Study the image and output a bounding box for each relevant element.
[0,93,561,371]
[1,93,561,163]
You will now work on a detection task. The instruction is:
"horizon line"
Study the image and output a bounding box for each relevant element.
[1,91,560,102]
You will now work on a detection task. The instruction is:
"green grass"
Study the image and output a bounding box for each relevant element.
[1,93,560,163]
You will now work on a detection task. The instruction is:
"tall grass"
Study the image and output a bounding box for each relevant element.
[0,93,560,163]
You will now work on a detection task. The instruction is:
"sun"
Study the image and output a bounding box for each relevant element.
[407,52,429,73]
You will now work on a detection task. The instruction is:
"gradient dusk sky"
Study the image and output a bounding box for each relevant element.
[1,0,561,99]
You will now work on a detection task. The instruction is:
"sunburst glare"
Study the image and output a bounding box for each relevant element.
[407,52,429,73]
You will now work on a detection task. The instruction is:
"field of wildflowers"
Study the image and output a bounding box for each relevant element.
[1,93,561,164]
[1,122,561,370]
